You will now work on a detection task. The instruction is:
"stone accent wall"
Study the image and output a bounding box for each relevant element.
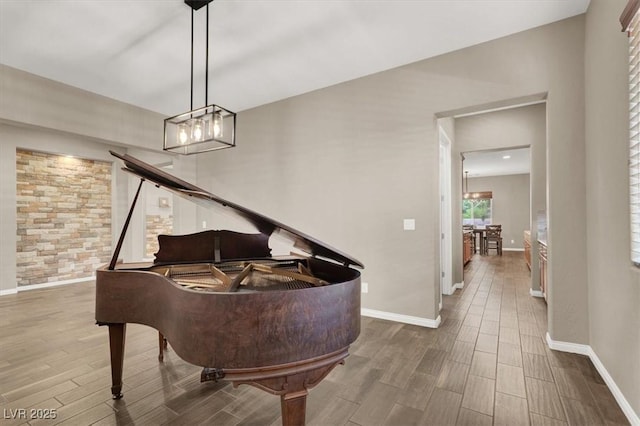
[146,215,173,258]
[16,150,112,286]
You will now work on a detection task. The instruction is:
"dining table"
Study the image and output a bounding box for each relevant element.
[473,226,487,255]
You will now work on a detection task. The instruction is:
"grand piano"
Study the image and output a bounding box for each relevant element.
[95,151,363,425]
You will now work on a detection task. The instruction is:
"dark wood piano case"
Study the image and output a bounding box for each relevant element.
[96,151,363,426]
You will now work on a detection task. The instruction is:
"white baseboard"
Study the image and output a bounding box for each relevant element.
[503,247,525,252]
[0,288,18,296]
[442,281,464,296]
[588,347,640,426]
[16,276,94,293]
[545,332,590,355]
[529,288,544,298]
[546,333,640,425]
[361,308,441,328]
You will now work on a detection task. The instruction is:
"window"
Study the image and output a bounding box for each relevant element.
[623,0,640,266]
[462,198,493,226]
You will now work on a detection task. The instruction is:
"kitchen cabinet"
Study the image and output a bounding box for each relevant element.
[463,231,473,266]
[539,240,547,300]
[524,230,531,270]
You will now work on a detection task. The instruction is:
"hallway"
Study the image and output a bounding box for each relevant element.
[0,252,629,425]
[322,251,628,425]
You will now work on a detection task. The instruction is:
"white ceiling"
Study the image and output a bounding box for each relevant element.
[463,147,531,178]
[0,0,590,116]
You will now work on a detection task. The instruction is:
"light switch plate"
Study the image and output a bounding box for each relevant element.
[403,219,416,231]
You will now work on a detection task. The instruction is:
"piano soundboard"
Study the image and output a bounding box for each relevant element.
[150,259,327,292]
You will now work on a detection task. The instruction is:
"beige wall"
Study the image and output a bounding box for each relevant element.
[0,65,164,152]
[195,16,587,334]
[585,0,640,415]
[466,174,531,252]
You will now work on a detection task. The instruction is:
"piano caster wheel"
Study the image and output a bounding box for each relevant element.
[111,385,123,400]
[158,334,168,362]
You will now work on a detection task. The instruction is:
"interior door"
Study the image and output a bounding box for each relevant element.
[439,127,453,303]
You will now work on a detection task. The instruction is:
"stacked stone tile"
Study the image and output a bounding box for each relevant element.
[16,150,112,286]
[145,215,173,258]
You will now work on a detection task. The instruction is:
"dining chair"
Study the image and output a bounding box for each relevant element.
[485,225,502,255]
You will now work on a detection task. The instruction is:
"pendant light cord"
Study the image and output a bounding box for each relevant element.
[205,4,209,106]
[190,5,210,110]
[190,8,194,111]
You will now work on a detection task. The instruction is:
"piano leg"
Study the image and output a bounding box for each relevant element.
[108,323,126,399]
[280,391,307,426]
[158,332,165,361]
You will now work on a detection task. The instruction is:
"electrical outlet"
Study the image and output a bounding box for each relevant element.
[202,221,207,229]
[362,282,369,293]
[511,239,514,244]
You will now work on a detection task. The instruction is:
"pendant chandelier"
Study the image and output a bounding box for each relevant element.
[164,0,236,155]
[463,171,492,200]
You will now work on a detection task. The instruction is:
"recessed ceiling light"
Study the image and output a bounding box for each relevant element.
[502,155,511,159]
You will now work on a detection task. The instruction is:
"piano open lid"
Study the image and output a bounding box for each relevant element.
[111,151,363,269]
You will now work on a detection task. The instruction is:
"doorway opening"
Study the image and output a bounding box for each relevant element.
[436,97,547,301]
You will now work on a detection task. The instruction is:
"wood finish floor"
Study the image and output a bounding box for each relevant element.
[0,252,630,425]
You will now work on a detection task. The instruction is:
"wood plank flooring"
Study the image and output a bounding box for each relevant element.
[0,252,630,425]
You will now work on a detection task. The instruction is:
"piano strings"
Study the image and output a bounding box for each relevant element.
[152,259,328,292]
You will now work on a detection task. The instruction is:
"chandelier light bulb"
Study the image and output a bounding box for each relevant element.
[192,119,204,142]
[178,124,189,145]
[212,112,223,138]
